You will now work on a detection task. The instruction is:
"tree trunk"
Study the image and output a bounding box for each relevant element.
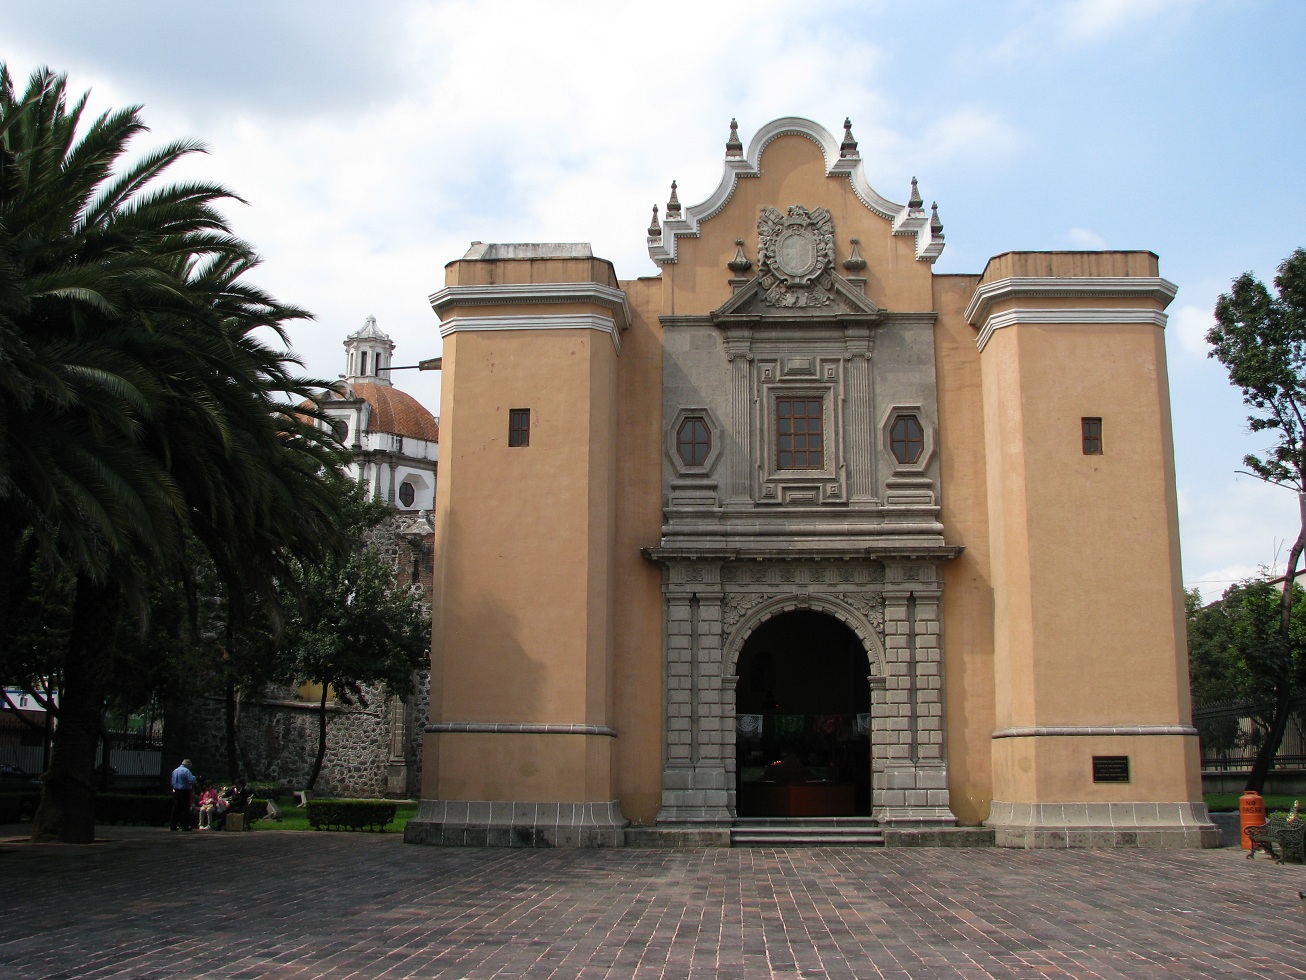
[1245,687,1294,793]
[224,677,240,782]
[306,683,328,791]
[1245,490,1306,793]
[31,575,120,843]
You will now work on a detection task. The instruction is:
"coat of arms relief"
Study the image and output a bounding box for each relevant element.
[758,205,836,308]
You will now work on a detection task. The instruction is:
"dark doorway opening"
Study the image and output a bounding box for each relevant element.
[735,610,870,817]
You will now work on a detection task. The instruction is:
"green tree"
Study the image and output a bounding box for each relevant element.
[0,65,348,841]
[1205,247,1306,790]
[282,485,430,791]
[1186,580,1306,766]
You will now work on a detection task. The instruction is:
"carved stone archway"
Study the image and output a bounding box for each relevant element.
[653,557,955,828]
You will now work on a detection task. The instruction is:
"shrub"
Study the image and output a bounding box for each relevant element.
[245,781,285,801]
[306,799,397,832]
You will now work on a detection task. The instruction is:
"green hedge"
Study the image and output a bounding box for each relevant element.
[306,799,397,832]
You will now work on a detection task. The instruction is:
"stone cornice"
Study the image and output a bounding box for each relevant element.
[991,725,1198,739]
[641,545,963,564]
[964,275,1177,326]
[426,722,617,737]
[975,307,1171,352]
[648,117,944,267]
[437,313,623,353]
[429,281,630,330]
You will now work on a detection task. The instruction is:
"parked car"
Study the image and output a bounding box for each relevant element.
[0,764,41,788]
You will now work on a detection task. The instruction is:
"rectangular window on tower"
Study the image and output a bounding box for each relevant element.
[1082,417,1103,455]
[508,408,530,447]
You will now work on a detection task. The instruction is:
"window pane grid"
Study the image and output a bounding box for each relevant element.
[676,417,711,467]
[777,398,823,469]
[890,415,924,464]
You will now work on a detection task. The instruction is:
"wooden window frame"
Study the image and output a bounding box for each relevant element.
[889,414,925,465]
[1082,417,1103,455]
[676,416,711,468]
[776,397,824,470]
[508,408,530,448]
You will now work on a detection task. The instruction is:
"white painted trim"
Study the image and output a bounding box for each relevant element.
[964,275,1178,326]
[438,313,622,353]
[975,307,1170,352]
[428,281,630,329]
[648,117,943,266]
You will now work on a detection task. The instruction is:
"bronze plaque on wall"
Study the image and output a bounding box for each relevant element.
[1092,755,1130,783]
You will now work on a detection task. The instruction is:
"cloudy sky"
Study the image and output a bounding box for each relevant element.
[7,0,1305,600]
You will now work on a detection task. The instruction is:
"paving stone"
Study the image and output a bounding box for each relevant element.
[1,827,1304,977]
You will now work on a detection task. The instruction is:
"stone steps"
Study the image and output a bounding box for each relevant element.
[730,817,884,848]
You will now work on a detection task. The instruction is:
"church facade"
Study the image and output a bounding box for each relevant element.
[406,117,1216,848]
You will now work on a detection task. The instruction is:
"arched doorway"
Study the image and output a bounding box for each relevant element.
[734,610,871,817]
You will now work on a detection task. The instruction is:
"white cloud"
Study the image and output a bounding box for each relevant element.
[1066,227,1107,248]
[1059,0,1203,43]
[1171,304,1214,357]
[1178,476,1301,602]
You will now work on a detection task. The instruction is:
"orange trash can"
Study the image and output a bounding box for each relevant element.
[1239,790,1265,850]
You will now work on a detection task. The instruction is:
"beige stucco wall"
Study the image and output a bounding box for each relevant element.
[977,252,1200,806]
[423,263,622,803]
[610,276,667,825]
[932,272,995,826]
[659,134,934,318]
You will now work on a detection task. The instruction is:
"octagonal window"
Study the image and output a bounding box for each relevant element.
[676,416,711,467]
[398,481,416,507]
[889,414,924,465]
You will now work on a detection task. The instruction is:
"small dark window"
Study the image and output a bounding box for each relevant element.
[508,408,530,447]
[777,397,823,469]
[890,414,925,465]
[676,417,711,467]
[1082,417,1102,455]
[398,481,416,507]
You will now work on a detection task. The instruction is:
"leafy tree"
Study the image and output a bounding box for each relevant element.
[1186,580,1306,768]
[0,65,348,841]
[282,485,430,791]
[1206,247,1306,790]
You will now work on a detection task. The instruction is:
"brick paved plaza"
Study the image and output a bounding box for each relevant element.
[1,829,1304,978]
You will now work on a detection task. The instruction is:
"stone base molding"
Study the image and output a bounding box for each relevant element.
[986,800,1221,849]
[404,800,628,848]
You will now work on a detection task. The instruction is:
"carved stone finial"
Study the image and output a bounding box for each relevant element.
[728,238,752,274]
[647,204,661,238]
[666,180,681,218]
[908,176,923,210]
[842,237,867,272]
[930,202,944,238]
[840,117,858,158]
[726,118,744,158]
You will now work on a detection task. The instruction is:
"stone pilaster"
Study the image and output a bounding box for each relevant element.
[657,564,732,824]
[872,563,954,826]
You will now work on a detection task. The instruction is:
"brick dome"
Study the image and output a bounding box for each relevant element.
[347,382,439,443]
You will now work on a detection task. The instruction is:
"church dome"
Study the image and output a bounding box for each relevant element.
[346,381,439,443]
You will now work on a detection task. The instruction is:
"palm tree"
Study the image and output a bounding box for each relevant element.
[0,65,349,842]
